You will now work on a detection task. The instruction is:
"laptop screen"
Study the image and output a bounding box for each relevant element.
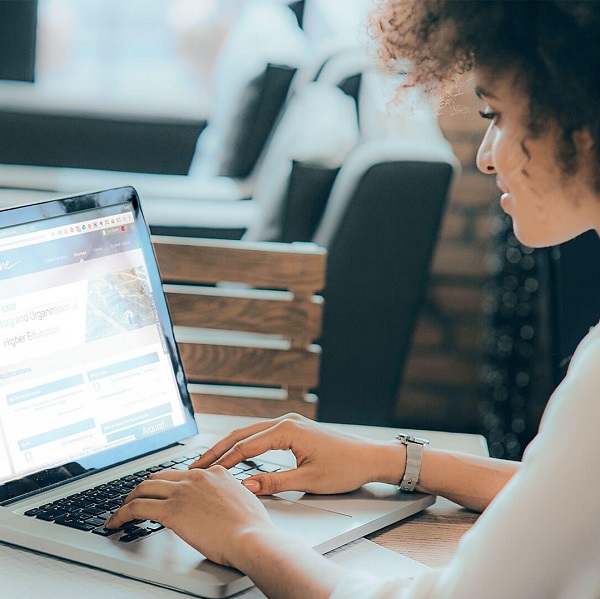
[0,187,197,503]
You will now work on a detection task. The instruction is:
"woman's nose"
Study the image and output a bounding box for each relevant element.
[476,126,496,174]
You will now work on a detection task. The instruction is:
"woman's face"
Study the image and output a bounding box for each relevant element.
[475,70,598,247]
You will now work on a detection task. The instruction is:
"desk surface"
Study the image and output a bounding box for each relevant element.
[1,414,487,595]
[368,497,480,568]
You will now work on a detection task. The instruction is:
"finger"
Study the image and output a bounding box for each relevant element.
[191,415,297,469]
[212,421,298,470]
[240,468,309,496]
[119,477,178,509]
[105,497,165,529]
[190,419,284,468]
[149,469,191,481]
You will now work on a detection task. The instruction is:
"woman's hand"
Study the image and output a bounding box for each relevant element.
[190,413,406,496]
[105,466,275,568]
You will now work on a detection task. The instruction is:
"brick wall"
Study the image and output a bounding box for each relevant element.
[395,82,500,433]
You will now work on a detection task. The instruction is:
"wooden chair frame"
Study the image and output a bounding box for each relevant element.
[152,236,326,418]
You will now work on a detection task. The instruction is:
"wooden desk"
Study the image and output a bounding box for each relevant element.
[368,497,480,568]
[199,414,488,570]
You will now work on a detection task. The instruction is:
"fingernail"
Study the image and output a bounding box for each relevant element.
[242,479,260,493]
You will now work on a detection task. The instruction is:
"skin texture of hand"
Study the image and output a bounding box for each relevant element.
[104,466,276,568]
[189,413,407,495]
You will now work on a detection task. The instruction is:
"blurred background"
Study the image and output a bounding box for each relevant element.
[1,0,598,460]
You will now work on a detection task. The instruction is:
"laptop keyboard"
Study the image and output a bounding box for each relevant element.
[23,451,282,543]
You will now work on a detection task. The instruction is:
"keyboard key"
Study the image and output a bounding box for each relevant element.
[96,512,113,521]
[257,463,282,473]
[84,517,107,528]
[118,534,137,543]
[236,462,256,472]
[118,526,150,542]
[134,528,152,537]
[54,517,96,531]
[36,508,67,521]
[142,521,164,532]
[92,526,118,537]
[82,506,105,516]
[169,463,188,471]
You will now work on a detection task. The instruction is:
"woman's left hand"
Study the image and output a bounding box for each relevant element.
[105,466,274,568]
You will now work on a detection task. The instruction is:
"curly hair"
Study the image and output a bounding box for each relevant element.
[369,0,600,190]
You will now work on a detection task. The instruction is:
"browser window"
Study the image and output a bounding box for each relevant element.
[0,202,187,486]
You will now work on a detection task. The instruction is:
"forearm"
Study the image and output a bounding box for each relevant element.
[417,449,519,512]
[374,442,519,513]
[233,527,347,599]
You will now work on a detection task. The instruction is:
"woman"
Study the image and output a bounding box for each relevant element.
[106,1,600,597]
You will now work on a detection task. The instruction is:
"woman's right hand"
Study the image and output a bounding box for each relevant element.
[190,413,406,496]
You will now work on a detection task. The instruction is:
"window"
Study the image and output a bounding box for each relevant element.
[31,0,241,116]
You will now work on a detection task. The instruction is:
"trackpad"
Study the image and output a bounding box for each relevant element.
[261,496,352,547]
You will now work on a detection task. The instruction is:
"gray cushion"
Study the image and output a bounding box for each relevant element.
[280,161,340,242]
[243,81,359,242]
[217,63,296,178]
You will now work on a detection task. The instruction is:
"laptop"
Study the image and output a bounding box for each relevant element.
[0,187,435,598]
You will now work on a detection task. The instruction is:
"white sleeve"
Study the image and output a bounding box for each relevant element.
[331,569,439,599]
[331,324,600,599]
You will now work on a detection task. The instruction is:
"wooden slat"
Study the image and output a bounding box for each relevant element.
[165,289,323,339]
[178,342,321,388]
[190,392,317,419]
[153,236,326,293]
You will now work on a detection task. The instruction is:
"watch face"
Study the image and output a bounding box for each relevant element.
[397,434,429,445]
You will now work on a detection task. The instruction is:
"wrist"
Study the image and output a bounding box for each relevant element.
[228,524,280,571]
[232,526,347,597]
[365,440,407,486]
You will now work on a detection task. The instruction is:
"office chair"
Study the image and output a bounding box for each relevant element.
[311,140,458,425]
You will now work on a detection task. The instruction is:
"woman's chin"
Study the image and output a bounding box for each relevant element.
[512,222,584,249]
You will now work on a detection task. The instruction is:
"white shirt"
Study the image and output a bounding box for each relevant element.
[331,321,600,599]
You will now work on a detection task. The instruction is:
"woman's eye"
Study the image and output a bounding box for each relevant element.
[478,110,500,124]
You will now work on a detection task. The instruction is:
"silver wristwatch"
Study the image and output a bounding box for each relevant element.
[396,433,429,492]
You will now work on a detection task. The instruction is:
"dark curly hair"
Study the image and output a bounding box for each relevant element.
[369,0,600,191]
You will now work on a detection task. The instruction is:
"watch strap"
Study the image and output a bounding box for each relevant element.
[396,434,429,492]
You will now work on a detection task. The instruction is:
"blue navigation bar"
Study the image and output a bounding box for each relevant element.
[87,352,159,382]
[7,374,84,405]
[101,403,172,434]
[18,418,96,451]
[106,415,174,444]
